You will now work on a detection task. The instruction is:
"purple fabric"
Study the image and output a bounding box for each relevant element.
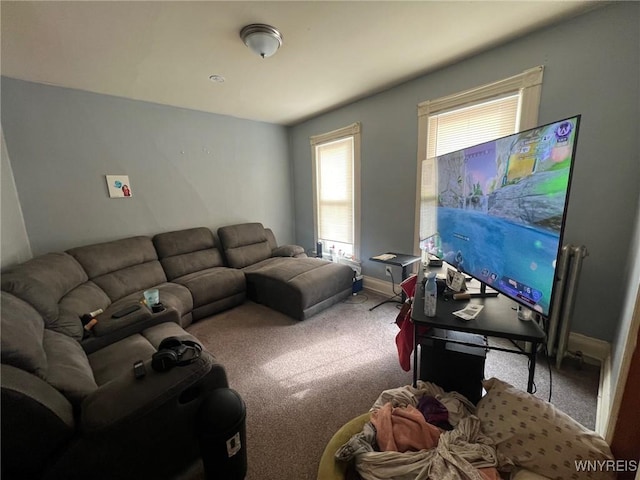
[417,395,452,430]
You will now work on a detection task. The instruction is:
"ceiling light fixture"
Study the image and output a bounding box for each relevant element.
[239,24,283,59]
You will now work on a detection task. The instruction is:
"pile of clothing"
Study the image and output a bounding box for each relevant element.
[335,382,500,480]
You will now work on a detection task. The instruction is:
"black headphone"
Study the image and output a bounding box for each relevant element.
[151,336,202,372]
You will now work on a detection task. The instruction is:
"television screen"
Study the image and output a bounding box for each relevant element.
[422,115,581,318]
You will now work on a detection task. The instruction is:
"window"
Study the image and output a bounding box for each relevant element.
[414,66,544,250]
[310,123,361,259]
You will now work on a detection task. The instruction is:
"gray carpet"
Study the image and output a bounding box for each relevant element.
[183,291,600,480]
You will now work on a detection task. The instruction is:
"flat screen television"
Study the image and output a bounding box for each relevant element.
[422,115,581,318]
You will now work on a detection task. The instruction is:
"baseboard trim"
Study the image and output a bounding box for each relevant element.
[363,275,396,297]
[566,332,610,365]
[596,353,612,437]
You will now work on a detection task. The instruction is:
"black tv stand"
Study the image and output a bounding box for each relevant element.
[443,281,498,300]
[479,282,499,298]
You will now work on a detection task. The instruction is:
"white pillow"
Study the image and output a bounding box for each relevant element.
[476,378,615,480]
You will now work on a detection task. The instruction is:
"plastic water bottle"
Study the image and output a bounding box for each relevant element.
[424,272,437,317]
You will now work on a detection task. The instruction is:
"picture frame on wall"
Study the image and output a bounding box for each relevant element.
[105,175,133,198]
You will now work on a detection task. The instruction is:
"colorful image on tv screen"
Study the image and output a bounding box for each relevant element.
[430,116,580,317]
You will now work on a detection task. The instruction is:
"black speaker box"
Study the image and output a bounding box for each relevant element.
[419,329,487,404]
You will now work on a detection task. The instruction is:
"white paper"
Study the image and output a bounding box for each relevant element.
[372,253,396,261]
[453,304,484,321]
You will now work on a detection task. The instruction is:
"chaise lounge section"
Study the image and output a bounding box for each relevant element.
[218,222,354,320]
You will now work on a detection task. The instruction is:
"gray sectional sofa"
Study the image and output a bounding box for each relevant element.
[1,222,353,479]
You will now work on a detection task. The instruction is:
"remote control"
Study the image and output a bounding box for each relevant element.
[133,360,146,379]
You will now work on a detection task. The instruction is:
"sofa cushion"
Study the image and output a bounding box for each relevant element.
[67,236,157,278]
[0,292,48,378]
[153,227,215,258]
[141,321,202,350]
[156,282,194,317]
[173,268,245,308]
[218,223,272,269]
[1,252,88,338]
[88,333,157,385]
[58,281,112,341]
[264,228,278,251]
[272,245,306,257]
[161,249,225,280]
[43,329,98,407]
[68,237,167,302]
[153,227,225,280]
[243,257,353,320]
[92,261,167,301]
[476,377,615,480]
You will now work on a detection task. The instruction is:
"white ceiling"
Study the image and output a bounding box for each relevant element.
[1,1,602,126]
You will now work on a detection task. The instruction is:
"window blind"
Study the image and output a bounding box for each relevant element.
[316,137,354,245]
[427,94,520,158]
[419,94,520,241]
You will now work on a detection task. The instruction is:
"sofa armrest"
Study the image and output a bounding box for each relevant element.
[1,363,74,428]
[81,307,180,354]
[80,351,225,433]
[265,227,307,258]
[1,364,75,477]
[272,245,306,258]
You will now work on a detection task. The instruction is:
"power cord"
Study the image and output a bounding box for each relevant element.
[522,317,553,403]
[389,270,402,296]
[507,311,552,402]
[540,316,553,403]
[388,271,405,309]
[544,341,553,403]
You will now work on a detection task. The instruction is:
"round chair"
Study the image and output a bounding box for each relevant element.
[317,412,371,480]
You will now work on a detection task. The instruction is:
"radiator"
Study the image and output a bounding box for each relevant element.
[546,244,589,369]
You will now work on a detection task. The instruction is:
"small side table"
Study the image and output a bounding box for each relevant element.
[369,252,421,311]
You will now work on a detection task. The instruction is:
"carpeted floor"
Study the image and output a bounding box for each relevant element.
[182,291,600,480]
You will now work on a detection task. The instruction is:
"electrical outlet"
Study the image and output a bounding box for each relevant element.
[385,266,393,277]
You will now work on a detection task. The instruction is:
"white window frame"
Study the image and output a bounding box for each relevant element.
[310,122,361,260]
[413,66,544,254]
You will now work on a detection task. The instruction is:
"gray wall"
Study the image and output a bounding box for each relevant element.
[609,193,640,421]
[1,78,293,254]
[1,127,32,269]
[289,2,640,342]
